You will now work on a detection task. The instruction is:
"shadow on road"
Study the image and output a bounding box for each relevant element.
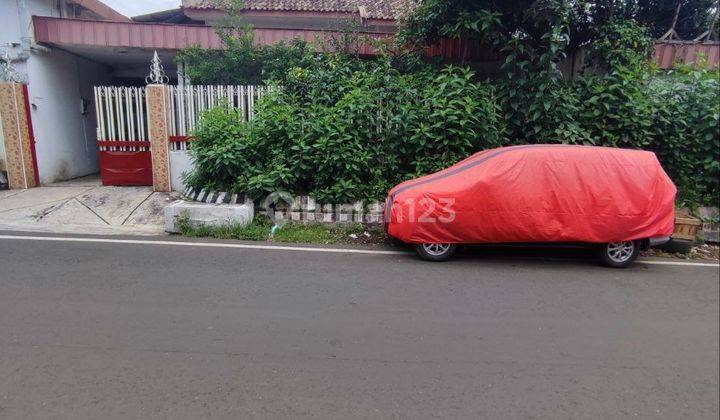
[442,243,602,266]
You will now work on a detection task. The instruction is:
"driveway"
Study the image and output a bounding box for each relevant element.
[0,232,717,419]
[0,176,177,235]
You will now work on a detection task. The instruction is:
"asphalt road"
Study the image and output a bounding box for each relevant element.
[0,233,718,419]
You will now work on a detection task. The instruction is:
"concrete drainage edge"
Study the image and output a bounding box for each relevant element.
[182,187,250,205]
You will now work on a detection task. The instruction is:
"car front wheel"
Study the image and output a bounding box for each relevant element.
[414,243,458,262]
[598,240,640,268]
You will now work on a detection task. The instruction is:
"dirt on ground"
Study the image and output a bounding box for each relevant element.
[641,243,719,261]
[339,228,390,245]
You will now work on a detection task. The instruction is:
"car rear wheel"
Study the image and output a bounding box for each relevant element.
[414,243,458,262]
[598,240,640,268]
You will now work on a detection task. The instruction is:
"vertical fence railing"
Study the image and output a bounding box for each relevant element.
[94,86,149,152]
[166,85,274,151]
[94,85,277,152]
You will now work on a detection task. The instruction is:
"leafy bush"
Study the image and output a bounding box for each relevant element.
[646,66,720,206]
[188,56,719,205]
[496,25,592,145]
[183,105,250,192]
[585,18,653,72]
[188,55,502,202]
[578,68,655,148]
[490,17,719,205]
[184,4,719,207]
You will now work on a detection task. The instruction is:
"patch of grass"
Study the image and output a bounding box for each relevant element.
[176,213,389,244]
[178,212,272,241]
[274,223,336,243]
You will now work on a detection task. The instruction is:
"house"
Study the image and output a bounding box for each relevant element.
[1,0,715,189]
[0,0,129,186]
[0,0,415,188]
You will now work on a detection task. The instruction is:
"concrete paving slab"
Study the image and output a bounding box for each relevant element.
[0,177,172,235]
[0,197,164,236]
[76,186,153,225]
[39,198,108,226]
[0,186,94,212]
[45,174,101,188]
[0,189,26,200]
[0,201,68,224]
[124,192,178,227]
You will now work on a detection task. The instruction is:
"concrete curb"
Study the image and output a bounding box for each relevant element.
[164,199,254,233]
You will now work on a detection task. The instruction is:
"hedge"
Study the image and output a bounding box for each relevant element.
[186,54,719,206]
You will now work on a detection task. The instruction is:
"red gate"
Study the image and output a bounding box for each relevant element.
[94,86,153,186]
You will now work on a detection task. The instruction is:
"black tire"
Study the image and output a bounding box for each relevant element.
[656,238,694,254]
[597,240,641,268]
[414,243,458,262]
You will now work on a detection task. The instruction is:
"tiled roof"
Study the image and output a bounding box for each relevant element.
[73,0,130,22]
[182,0,417,20]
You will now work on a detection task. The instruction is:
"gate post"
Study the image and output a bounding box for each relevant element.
[0,82,39,189]
[146,84,171,192]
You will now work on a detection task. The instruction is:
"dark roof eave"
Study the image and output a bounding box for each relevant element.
[32,16,392,54]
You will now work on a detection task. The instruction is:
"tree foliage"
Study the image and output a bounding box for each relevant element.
[646,64,720,206]
[632,0,719,39]
[177,38,313,85]
[176,0,391,84]
[399,0,718,56]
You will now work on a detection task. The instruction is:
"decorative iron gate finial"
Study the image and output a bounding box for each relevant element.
[145,50,169,85]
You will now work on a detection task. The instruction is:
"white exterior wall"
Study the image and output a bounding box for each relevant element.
[169,150,196,192]
[1,0,111,183]
[27,50,110,182]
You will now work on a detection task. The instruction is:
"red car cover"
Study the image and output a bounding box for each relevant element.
[386,145,676,244]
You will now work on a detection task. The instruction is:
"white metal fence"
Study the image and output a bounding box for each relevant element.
[93,86,149,151]
[167,85,274,150]
[94,85,276,152]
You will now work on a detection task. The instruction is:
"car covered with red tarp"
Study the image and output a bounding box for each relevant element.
[385,145,677,266]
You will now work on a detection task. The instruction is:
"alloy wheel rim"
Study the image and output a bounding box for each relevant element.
[607,241,635,263]
[423,243,451,256]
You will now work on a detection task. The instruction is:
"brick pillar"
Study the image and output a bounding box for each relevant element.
[146,84,171,192]
[0,82,38,189]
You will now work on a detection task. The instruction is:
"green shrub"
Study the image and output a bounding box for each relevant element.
[183,105,250,192]
[496,64,719,205]
[185,11,719,207]
[491,18,718,205]
[585,19,654,72]
[646,66,720,206]
[188,56,502,203]
[578,68,655,148]
[187,59,719,205]
[498,75,592,145]
[573,63,719,206]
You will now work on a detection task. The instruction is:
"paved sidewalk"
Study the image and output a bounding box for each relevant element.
[0,175,177,235]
